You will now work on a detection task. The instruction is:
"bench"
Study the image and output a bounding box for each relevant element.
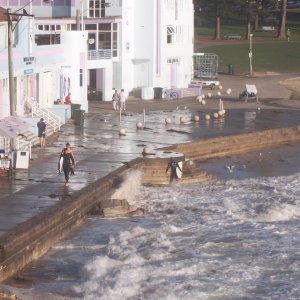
[262,26,275,31]
[224,34,242,40]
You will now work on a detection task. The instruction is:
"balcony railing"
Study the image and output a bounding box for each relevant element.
[88,49,113,60]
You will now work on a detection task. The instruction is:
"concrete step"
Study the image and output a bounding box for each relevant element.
[16,126,57,148]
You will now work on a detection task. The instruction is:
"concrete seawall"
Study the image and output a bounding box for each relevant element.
[164,126,300,161]
[0,158,143,282]
[1,126,300,281]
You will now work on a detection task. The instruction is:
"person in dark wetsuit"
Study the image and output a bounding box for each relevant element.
[166,158,182,183]
[59,143,76,186]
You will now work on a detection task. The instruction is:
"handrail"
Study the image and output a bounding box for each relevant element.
[31,102,61,132]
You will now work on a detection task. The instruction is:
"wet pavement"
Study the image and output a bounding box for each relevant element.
[0,74,300,238]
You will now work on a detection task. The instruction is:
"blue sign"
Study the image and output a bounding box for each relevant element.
[24,69,34,75]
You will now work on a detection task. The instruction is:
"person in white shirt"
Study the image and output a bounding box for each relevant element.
[119,89,127,111]
[112,90,119,110]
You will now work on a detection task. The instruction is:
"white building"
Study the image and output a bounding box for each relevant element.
[108,0,194,93]
[1,0,194,111]
[0,10,88,119]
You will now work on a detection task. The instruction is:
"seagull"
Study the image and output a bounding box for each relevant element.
[184,106,187,110]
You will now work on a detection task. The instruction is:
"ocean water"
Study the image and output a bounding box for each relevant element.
[8,170,300,300]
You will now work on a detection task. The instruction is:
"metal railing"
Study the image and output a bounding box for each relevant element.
[31,102,61,132]
[88,49,113,60]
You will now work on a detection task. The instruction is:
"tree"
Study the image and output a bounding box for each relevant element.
[277,0,287,38]
[195,0,239,40]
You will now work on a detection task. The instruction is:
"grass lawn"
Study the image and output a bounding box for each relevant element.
[196,41,300,74]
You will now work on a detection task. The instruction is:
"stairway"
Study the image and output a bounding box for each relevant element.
[127,88,142,101]
[16,124,55,150]
[31,102,62,132]
[181,88,200,98]
[141,158,214,186]
[15,103,64,151]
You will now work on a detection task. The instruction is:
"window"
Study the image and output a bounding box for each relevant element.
[35,34,61,46]
[88,0,105,18]
[85,24,97,30]
[167,25,175,44]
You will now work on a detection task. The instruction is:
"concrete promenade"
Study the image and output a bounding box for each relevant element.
[0,74,300,281]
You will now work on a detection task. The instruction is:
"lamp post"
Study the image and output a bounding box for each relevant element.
[249,33,253,76]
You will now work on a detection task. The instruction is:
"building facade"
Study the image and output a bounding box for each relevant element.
[0,12,88,119]
[0,0,194,113]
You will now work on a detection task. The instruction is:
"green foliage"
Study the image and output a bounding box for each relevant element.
[195,6,300,36]
[196,41,300,74]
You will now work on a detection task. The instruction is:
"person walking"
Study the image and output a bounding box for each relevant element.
[165,158,182,183]
[286,28,291,42]
[37,118,46,148]
[119,89,127,111]
[112,89,119,110]
[59,143,76,187]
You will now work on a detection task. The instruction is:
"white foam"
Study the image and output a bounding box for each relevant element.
[111,170,143,205]
[256,204,300,222]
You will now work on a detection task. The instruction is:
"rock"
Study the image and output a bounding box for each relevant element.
[180,116,187,124]
[119,128,126,135]
[136,121,144,129]
[214,112,219,119]
[205,114,210,121]
[143,146,153,154]
[194,115,200,122]
[165,117,172,124]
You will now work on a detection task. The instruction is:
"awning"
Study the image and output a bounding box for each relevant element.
[0,116,31,138]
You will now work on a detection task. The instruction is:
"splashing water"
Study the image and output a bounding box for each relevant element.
[111,170,143,204]
[7,173,300,300]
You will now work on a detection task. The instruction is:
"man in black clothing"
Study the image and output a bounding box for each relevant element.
[37,118,46,148]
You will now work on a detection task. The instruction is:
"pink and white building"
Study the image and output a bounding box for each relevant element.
[0,0,194,119]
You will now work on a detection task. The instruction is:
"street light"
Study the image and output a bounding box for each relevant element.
[249,33,253,76]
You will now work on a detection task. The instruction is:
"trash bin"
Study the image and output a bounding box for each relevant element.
[153,87,163,99]
[74,109,85,126]
[14,150,30,169]
[228,64,234,75]
[71,103,81,119]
